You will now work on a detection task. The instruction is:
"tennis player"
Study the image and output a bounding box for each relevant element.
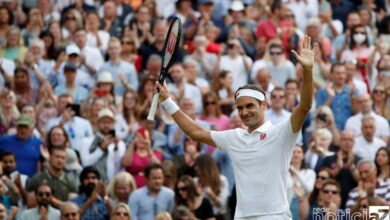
[156,36,316,219]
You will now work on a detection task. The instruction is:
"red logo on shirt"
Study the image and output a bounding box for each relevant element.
[259,133,266,140]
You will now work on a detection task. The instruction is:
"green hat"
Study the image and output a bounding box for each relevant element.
[15,114,33,126]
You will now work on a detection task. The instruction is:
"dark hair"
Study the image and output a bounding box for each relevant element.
[48,146,67,155]
[0,151,15,161]
[175,175,200,206]
[80,166,100,183]
[145,163,164,179]
[235,84,266,105]
[14,66,29,75]
[122,89,140,124]
[330,63,345,73]
[309,167,332,204]
[202,91,222,117]
[271,0,283,13]
[375,147,390,177]
[350,24,369,49]
[39,31,56,60]
[46,125,69,150]
[0,6,14,25]
[321,179,341,192]
[184,136,201,153]
[194,154,221,195]
[285,79,299,87]
[271,86,285,96]
[35,181,53,195]
[172,205,196,220]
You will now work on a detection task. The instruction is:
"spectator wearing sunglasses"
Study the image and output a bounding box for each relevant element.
[370,84,390,122]
[111,203,131,220]
[303,179,344,220]
[322,130,361,208]
[264,40,296,88]
[19,183,61,220]
[265,87,291,125]
[308,167,332,208]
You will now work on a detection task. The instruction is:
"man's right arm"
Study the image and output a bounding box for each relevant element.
[156,82,216,147]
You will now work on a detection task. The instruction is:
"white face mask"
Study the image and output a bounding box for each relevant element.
[353,33,366,44]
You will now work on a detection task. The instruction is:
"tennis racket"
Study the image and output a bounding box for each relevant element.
[147,17,182,120]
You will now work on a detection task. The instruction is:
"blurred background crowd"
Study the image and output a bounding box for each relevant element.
[0,0,389,219]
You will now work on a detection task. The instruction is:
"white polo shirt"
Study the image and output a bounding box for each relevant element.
[211,119,299,219]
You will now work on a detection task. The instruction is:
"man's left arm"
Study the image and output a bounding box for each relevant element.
[290,36,316,133]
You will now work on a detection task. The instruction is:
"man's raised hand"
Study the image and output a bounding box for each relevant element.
[292,35,317,70]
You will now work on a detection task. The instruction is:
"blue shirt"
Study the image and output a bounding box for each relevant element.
[71,194,108,220]
[0,135,42,177]
[46,116,94,152]
[128,186,174,220]
[99,60,139,97]
[316,85,357,130]
[54,85,89,104]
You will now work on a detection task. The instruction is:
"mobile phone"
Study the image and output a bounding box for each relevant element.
[66,103,80,116]
[94,89,109,97]
[109,129,116,137]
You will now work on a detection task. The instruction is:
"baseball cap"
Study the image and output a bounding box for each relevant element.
[64,63,78,72]
[15,114,33,126]
[66,44,80,56]
[65,148,82,171]
[198,0,214,5]
[97,108,115,121]
[229,1,245,11]
[97,71,113,83]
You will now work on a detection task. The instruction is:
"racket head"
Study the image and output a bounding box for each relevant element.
[159,17,182,84]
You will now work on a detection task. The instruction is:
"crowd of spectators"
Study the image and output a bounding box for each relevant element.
[0,0,389,219]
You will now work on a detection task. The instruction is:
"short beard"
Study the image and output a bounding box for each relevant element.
[80,183,96,197]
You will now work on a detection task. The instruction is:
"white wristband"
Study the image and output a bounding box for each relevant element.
[161,97,179,115]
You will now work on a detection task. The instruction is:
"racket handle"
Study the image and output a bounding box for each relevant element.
[147,93,160,120]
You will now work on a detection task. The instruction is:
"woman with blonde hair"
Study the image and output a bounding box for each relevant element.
[61,9,83,40]
[155,211,172,220]
[371,83,390,121]
[0,27,28,63]
[111,203,132,220]
[0,88,19,135]
[108,172,137,206]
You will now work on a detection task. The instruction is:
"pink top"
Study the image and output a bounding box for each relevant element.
[125,150,163,188]
[199,115,230,131]
[199,115,230,153]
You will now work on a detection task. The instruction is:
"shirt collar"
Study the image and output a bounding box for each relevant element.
[243,120,273,135]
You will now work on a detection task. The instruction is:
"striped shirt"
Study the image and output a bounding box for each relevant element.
[346,180,390,208]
